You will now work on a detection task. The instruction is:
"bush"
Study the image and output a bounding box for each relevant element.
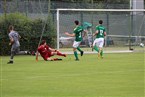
[0,13,56,55]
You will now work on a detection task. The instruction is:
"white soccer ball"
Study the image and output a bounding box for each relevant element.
[139,43,144,47]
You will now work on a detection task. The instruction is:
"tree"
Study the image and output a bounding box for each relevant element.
[0,13,56,55]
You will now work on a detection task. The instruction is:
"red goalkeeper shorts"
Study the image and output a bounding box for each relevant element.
[42,51,52,61]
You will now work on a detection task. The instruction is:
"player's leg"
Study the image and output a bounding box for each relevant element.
[77,46,84,56]
[73,41,79,61]
[46,57,62,61]
[46,57,53,61]
[16,47,20,54]
[96,39,101,58]
[7,47,17,64]
[53,58,62,61]
[98,47,102,58]
[7,51,15,64]
[94,45,99,52]
[52,50,66,57]
[73,48,79,61]
[98,38,104,58]
[93,39,99,52]
[101,38,105,58]
[100,50,103,57]
[45,54,62,61]
[56,50,66,57]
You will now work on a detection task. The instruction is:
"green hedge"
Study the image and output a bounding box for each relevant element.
[0,13,56,55]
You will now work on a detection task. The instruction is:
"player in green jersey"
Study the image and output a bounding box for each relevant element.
[65,20,87,61]
[93,20,107,58]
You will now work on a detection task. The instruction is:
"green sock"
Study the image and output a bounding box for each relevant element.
[77,47,82,52]
[94,46,99,52]
[100,50,103,57]
[74,51,79,60]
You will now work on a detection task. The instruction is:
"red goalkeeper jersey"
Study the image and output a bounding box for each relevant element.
[37,45,52,60]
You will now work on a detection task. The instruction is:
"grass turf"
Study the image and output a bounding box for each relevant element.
[0,52,144,97]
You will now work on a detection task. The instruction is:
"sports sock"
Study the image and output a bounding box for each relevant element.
[100,50,103,57]
[94,46,99,52]
[77,47,82,52]
[74,51,79,60]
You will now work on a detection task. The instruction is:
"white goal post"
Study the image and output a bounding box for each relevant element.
[56,8,145,49]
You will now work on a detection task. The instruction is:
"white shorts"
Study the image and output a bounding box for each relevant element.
[93,38,104,48]
[73,41,81,48]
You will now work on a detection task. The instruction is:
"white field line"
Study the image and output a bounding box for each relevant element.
[62,50,134,55]
[26,69,144,79]
[1,69,142,80]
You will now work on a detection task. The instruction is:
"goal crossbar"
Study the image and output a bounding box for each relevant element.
[57,8,145,12]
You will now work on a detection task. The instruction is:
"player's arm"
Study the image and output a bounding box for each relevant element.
[93,30,98,36]
[65,32,75,37]
[36,46,41,61]
[104,31,107,36]
[18,34,21,40]
[9,37,14,45]
[93,25,99,36]
[36,51,39,61]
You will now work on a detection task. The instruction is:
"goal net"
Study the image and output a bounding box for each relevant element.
[56,9,145,52]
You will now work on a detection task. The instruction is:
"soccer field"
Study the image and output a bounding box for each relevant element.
[0,52,144,97]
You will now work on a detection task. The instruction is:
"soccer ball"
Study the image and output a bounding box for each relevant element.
[139,43,144,47]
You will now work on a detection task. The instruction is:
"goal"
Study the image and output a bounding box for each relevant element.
[56,9,145,51]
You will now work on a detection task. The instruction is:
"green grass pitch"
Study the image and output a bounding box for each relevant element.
[0,52,144,97]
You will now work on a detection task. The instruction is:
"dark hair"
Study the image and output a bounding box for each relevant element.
[99,20,103,24]
[9,25,14,31]
[40,40,46,45]
[74,20,79,25]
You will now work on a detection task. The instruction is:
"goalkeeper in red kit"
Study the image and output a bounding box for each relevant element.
[36,40,66,61]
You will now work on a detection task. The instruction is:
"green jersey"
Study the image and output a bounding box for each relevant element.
[73,26,83,41]
[95,25,106,38]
